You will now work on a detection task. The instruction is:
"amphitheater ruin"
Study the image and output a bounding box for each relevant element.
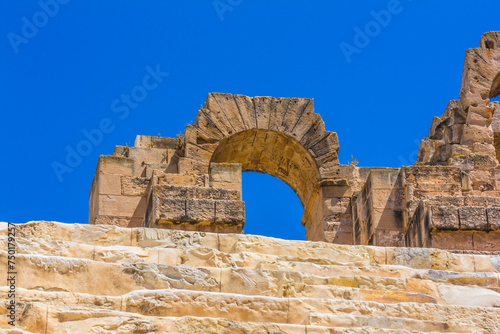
[1,32,500,333]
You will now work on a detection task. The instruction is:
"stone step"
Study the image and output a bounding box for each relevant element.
[4,231,499,291]
[2,221,500,333]
[0,330,37,334]
[3,242,499,302]
[2,288,498,332]
[0,299,466,334]
[306,313,473,333]
[0,252,446,304]
[5,221,498,274]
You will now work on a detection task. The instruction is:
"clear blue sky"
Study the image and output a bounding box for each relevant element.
[1,1,499,240]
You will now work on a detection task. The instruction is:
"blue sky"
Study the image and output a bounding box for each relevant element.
[1,1,499,240]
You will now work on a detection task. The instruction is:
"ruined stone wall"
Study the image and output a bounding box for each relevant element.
[5,31,500,334]
[89,32,500,253]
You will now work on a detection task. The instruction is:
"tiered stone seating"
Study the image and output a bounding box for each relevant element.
[1,221,499,333]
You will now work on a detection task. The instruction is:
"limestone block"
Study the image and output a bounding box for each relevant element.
[215,200,245,224]
[466,110,492,127]
[121,176,149,196]
[445,124,464,144]
[144,162,178,176]
[474,154,498,169]
[327,231,354,245]
[431,231,474,250]
[127,146,171,164]
[432,144,452,164]
[184,143,214,162]
[97,173,121,195]
[97,155,136,175]
[450,104,467,125]
[323,197,351,215]
[371,189,405,210]
[472,142,497,156]
[468,104,495,120]
[371,209,405,230]
[416,138,439,164]
[210,181,242,193]
[461,124,494,145]
[155,198,186,222]
[428,116,449,140]
[449,150,475,170]
[473,232,500,252]
[94,215,142,227]
[473,254,498,272]
[178,157,209,175]
[438,284,500,308]
[464,196,500,207]
[210,93,247,133]
[99,195,143,218]
[372,230,404,247]
[369,169,401,189]
[423,196,465,207]
[154,185,240,201]
[134,135,179,149]
[487,207,500,230]
[162,173,206,187]
[429,206,460,230]
[413,183,462,198]
[469,169,495,191]
[186,199,215,223]
[404,166,461,184]
[322,184,352,199]
[209,163,241,183]
[136,228,218,249]
[204,94,237,136]
[459,206,488,230]
[309,132,339,164]
[125,290,289,324]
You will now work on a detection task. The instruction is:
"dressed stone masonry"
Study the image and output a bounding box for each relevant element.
[1,221,500,333]
[2,31,500,334]
[90,32,500,253]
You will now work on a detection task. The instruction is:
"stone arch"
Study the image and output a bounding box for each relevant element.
[178,93,351,242]
[191,93,339,170]
[209,129,320,207]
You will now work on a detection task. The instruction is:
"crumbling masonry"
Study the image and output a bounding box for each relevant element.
[90,32,500,253]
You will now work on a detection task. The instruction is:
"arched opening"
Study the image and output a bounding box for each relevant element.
[210,128,321,238]
[210,129,321,207]
[242,172,304,240]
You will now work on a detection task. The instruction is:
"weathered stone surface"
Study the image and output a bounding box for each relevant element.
[429,206,460,230]
[86,32,500,252]
[121,176,149,196]
[487,207,500,230]
[459,206,488,230]
[2,221,500,333]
